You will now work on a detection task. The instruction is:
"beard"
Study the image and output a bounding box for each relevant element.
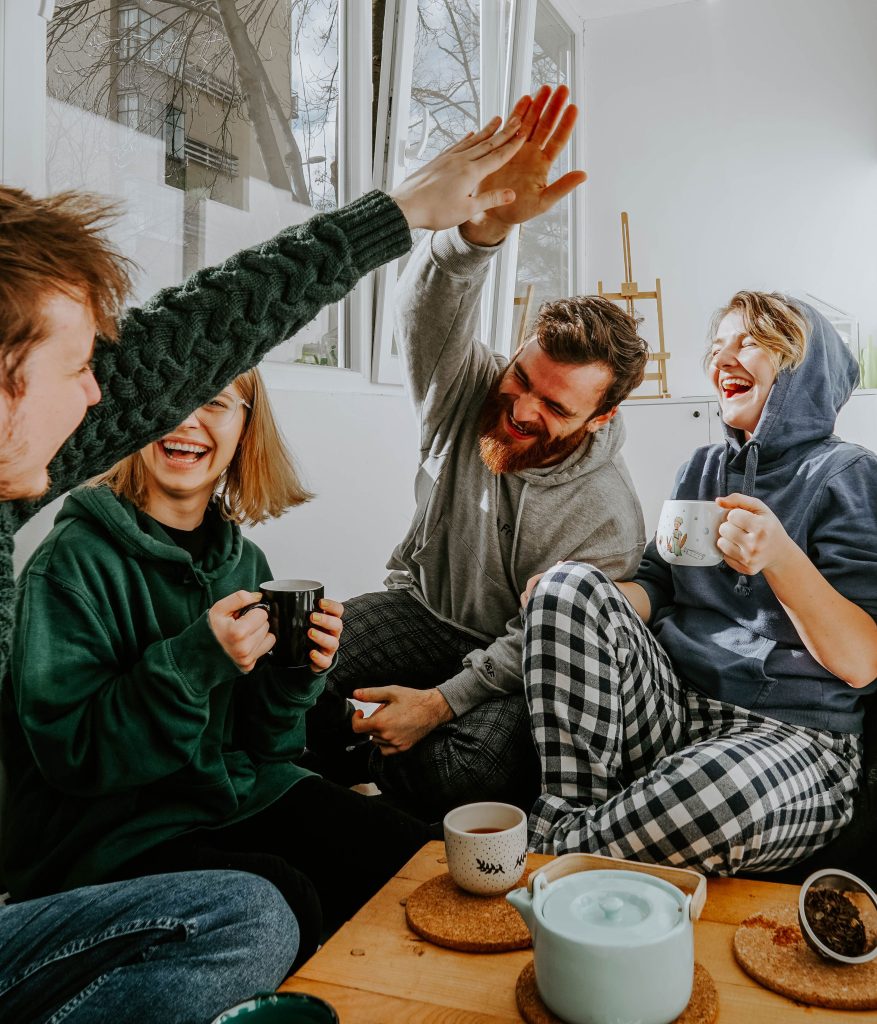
[477,372,593,475]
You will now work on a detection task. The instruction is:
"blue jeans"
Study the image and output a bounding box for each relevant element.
[0,871,298,1024]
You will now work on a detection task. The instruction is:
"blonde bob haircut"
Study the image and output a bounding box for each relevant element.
[708,291,809,373]
[92,367,313,526]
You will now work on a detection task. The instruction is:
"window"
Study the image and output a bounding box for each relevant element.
[4,0,583,386]
[372,0,583,379]
[163,105,184,161]
[43,0,352,368]
[372,0,510,383]
[515,1,578,327]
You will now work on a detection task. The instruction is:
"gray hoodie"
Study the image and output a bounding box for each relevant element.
[386,228,645,715]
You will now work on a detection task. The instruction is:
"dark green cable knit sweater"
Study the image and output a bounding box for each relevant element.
[0,191,411,886]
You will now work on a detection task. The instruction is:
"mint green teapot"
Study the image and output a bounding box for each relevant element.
[507,854,707,1024]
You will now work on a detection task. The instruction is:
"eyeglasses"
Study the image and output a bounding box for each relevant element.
[194,393,251,429]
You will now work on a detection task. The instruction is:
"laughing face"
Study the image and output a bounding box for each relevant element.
[139,385,248,522]
[709,310,778,438]
[478,341,617,474]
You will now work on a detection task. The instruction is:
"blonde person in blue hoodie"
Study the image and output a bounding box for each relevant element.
[521,292,877,874]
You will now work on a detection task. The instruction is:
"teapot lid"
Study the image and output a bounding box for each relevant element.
[540,869,686,945]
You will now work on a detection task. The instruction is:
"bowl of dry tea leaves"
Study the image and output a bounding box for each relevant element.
[798,869,877,965]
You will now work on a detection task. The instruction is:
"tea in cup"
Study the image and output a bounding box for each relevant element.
[443,801,528,895]
[656,500,725,567]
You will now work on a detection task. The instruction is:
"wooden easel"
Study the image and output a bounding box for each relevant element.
[598,212,670,399]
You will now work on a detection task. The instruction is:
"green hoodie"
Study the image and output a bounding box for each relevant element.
[3,485,322,899]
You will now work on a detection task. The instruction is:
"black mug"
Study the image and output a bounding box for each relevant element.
[210,992,339,1022]
[259,578,325,669]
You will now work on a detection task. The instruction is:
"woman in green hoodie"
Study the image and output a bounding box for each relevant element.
[5,367,432,962]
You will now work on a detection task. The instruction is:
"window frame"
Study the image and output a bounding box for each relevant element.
[1,0,584,393]
[488,0,586,359]
[371,0,585,378]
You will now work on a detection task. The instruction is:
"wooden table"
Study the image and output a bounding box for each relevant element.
[280,840,856,1022]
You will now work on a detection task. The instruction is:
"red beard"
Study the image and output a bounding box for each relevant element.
[476,372,593,475]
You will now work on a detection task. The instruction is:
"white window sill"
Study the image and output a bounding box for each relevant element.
[259,361,402,395]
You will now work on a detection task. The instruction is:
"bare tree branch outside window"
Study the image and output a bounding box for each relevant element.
[47,0,327,208]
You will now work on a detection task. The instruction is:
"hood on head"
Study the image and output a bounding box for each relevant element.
[722,298,859,463]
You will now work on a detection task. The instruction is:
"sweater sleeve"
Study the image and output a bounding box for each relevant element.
[632,539,676,623]
[235,664,327,763]
[394,227,501,449]
[14,192,410,518]
[232,547,330,760]
[11,569,241,798]
[808,452,877,622]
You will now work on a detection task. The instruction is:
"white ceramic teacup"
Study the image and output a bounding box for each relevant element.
[443,802,528,895]
[656,499,726,567]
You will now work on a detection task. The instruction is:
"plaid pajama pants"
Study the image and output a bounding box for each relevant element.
[324,589,539,819]
[524,564,863,875]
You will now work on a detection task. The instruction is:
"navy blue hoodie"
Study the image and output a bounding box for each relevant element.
[636,301,877,734]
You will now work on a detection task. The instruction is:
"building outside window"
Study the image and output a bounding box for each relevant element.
[45,0,343,366]
[5,0,582,382]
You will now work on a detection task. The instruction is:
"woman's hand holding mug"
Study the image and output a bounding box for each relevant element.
[716,493,795,576]
[210,590,275,673]
[211,590,343,674]
[308,599,344,673]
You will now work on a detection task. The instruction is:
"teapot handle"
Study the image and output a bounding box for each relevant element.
[527,853,707,922]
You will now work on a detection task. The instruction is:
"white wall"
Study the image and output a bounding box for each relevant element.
[243,388,416,601]
[13,387,419,603]
[583,0,877,398]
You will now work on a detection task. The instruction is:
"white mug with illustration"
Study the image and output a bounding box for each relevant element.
[656,499,726,567]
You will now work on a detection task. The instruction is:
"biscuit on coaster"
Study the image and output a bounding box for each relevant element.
[515,960,718,1024]
[733,903,877,1010]
[405,871,531,952]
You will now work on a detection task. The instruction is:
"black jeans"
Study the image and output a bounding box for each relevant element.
[308,589,540,821]
[114,776,434,968]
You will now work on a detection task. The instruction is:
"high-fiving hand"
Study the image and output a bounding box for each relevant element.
[389,114,525,231]
[461,84,587,246]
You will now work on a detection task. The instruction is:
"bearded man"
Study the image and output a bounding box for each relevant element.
[307,87,650,818]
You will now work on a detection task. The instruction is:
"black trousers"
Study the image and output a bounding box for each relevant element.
[307,589,540,821]
[114,776,434,969]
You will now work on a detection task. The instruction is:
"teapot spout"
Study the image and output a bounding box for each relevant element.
[506,886,535,933]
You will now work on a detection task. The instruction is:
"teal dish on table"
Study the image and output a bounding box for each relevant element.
[211,992,339,1023]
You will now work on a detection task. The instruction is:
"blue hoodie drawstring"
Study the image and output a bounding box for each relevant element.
[732,441,761,597]
[718,443,736,577]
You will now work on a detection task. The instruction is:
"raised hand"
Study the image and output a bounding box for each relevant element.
[389,112,528,231]
[461,84,587,246]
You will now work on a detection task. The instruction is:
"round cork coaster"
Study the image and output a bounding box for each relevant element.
[515,960,718,1024]
[405,871,532,952]
[733,903,877,1010]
